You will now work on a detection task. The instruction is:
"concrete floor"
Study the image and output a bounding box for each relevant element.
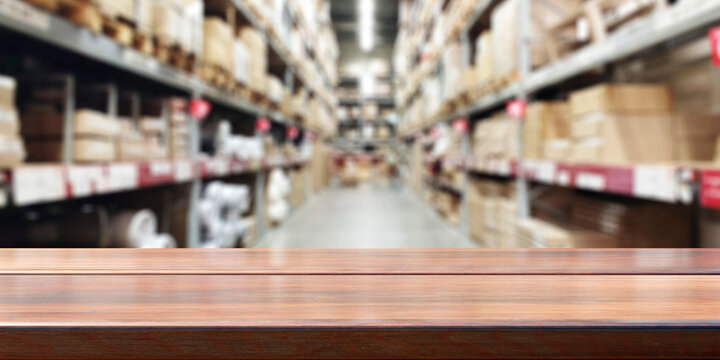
[255,184,478,248]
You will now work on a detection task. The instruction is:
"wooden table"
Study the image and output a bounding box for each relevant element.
[0,249,719,359]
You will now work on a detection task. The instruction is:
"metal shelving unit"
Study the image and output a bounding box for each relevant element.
[0,0,333,247]
[402,0,720,237]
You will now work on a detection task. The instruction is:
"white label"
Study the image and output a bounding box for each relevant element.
[67,166,104,197]
[12,166,65,205]
[535,161,556,184]
[150,161,172,176]
[174,161,193,182]
[633,165,676,202]
[0,0,50,31]
[557,170,571,186]
[576,172,606,191]
[107,163,138,191]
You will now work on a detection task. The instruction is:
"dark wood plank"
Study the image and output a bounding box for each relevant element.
[1,274,719,359]
[1,248,718,274]
[3,274,719,327]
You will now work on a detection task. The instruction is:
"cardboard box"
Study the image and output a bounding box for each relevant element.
[0,134,25,167]
[543,139,571,160]
[26,138,116,162]
[22,109,119,138]
[0,106,19,136]
[0,75,16,108]
[139,117,166,134]
[570,113,673,163]
[569,84,672,116]
[203,17,232,70]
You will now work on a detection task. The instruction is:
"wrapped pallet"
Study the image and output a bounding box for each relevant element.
[203,17,233,71]
[491,0,583,80]
[239,26,268,94]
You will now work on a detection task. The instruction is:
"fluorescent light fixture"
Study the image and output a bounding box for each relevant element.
[358,0,374,52]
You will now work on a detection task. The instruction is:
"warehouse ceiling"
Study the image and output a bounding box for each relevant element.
[330,0,399,62]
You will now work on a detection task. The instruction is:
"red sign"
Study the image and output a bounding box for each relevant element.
[701,169,720,209]
[506,99,527,119]
[256,117,271,133]
[189,98,211,120]
[710,27,720,67]
[452,117,469,133]
[286,126,299,139]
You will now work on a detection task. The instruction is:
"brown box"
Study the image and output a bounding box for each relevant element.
[22,109,119,138]
[0,106,19,136]
[570,113,673,163]
[26,138,116,162]
[0,75,16,108]
[569,84,672,116]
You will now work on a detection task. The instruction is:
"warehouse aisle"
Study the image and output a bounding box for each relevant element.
[255,185,477,248]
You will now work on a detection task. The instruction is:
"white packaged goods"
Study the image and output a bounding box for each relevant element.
[200,181,252,248]
[267,168,290,223]
[109,209,177,248]
[213,121,263,159]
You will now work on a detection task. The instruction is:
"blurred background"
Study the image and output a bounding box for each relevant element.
[0,0,719,248]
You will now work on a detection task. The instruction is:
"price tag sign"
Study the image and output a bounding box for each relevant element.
[506,99,527,120]
[286,126,299,139]
[189,98,211,121]
[452,117,469,133]
[256,117,271,133]
[701,169,720,209]
[710,27,720,67]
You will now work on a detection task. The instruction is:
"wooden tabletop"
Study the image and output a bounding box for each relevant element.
[1,248,718,274]
[1,249,719,359]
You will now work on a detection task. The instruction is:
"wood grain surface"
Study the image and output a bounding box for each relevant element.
[0,248,718,274]
[1,249,719,359]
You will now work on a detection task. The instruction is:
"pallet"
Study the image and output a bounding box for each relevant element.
[201,63,233,90]
[101,15,133,46]
[546,0,667,62]
[133,31,154,55]
[169,46,196,74]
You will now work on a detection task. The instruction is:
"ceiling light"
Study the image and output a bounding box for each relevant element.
[358,0,374,52]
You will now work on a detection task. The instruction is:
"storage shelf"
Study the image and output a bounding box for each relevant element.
[460,157,693,205]
[407,0,720,137]
[4,156,308,207]
[0,0,328,129]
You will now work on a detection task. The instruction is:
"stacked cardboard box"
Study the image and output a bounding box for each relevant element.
[239,26,268,95]
[491,0,582,80]
[569,84,673,163]
[474,31,494,87]
[468,179,515,247]
[524,102,570,159]
[472,113,519,161]
[169,99,190,159]
[23,108,119,162]
[117,119,145,161]
[203,17,233,71]
[0,76,25,167]
[571,195,692,248]
[516,218,619,248]
[137,0,203,55]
